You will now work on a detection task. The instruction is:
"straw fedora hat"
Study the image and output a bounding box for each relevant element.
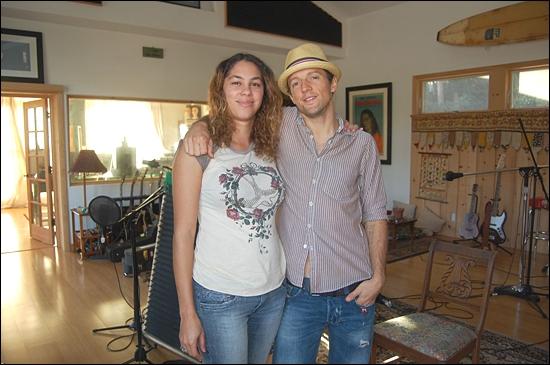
[278,43,341,96]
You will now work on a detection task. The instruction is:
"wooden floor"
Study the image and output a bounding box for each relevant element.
[1,207,548,364]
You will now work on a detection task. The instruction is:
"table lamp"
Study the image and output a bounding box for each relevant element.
[70,149,107,209]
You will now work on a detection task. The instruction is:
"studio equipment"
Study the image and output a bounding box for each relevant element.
[491,119,549,318]
[142,173,199,364]
[91,184,166,364]
[445,119,549,318]
[88,195,121,257]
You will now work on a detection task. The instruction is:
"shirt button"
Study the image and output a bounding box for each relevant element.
[316,158,320,162]
[309,135,314,139]
[308,201,313,207]
[303,244,308,249]
[307,224,311,228]
[312,179,316,184]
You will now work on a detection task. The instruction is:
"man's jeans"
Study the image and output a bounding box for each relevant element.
[193,280,286,364]
[273,278,376,364]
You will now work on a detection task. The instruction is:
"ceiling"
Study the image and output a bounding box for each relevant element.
[313,1,407,21]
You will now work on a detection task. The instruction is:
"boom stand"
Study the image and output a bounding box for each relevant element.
[93,186,164,363]
[492,119,549,319]
[492,167,548,319]
[123,187,163,364]
[123,215,150,363]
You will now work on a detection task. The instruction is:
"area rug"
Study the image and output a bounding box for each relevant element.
[386,236,433,263]
[316,300,549,364]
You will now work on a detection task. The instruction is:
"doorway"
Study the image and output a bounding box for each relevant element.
[1,82,70,251]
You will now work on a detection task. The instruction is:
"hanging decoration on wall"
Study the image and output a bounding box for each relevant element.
[412,109,548,132]
[412,131,548,153]
[417,152,451,203]
[411,109,549,153]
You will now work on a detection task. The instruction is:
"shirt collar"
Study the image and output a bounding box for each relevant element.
[295,111,345,135]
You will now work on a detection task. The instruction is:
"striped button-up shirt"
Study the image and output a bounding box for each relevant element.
[277,107,387,293]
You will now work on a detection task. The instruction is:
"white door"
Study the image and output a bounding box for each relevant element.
[23,99,55,245]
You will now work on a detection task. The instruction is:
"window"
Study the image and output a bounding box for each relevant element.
[68,96,209,184]
[511,68,549,109]
[414,59,548,114]
[422,75,489,113]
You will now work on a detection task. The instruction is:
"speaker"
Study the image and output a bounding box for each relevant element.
[142,178,198,364]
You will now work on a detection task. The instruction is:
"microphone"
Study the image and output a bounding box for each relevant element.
[142,159,160,168]
[444,171,464,181]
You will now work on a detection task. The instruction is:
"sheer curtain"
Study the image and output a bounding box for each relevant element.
[150,102,171,150]
[84,100,166,170]
[1,97,27,208]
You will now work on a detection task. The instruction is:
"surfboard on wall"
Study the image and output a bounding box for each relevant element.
[437,1,548,46]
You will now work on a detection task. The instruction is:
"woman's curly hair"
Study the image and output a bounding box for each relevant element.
[208,53,282,161]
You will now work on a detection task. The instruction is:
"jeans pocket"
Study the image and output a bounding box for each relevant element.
[284,281,302,299]
[194,282,237,311]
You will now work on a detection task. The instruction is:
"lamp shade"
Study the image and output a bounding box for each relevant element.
[71,150,107,174]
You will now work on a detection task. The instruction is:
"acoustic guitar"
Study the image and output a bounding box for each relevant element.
[458,184,480,239]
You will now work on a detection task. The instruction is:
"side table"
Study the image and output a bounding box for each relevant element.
[388,218,417,240]
[71,208,99,259]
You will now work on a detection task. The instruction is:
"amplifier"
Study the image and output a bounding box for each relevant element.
[123,243,156,277]
[107,241,130,262]
[107,235,157,263]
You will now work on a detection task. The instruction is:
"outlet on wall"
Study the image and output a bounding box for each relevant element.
[450,212,456,222]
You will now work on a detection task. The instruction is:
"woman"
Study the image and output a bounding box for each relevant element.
[172,53,286,364]
[360,108,383,153]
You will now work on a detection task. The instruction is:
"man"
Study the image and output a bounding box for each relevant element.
[184,43,388,364]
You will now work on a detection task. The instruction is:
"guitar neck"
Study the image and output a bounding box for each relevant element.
[468,190,477,214]
[492,172,502,214]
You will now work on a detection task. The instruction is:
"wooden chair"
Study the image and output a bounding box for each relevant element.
[371,241,497,364]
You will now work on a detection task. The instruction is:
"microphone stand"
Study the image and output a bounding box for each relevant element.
[119,185,164,364]
[491,119,549,319]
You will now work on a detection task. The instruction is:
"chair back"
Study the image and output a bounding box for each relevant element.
[419,241,497,336]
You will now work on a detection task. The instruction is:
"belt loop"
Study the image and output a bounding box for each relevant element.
[302,277,312,294]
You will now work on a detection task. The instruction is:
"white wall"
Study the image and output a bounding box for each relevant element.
[1,2,290,208]
[334,1,548,205]
[2,1,548,210]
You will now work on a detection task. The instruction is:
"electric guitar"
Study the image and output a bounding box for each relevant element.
[487,154,507,245]
[458,184,480,239]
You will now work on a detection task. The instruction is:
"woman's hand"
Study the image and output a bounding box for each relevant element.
[179,313,207,362]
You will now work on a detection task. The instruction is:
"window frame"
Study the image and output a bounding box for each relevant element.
[413,59,548,114]
[67,94,208,186]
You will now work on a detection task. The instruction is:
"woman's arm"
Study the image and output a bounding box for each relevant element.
[172,146,206,361]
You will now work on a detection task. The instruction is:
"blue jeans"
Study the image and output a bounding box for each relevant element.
[193,280,286,364]
[272,278,376,364]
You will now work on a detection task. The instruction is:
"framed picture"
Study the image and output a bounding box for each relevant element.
[346,82,392,165]
[1,28,44,83]
[162,1,200,9]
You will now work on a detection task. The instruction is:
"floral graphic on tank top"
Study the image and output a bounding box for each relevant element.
[219,162,285,253]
